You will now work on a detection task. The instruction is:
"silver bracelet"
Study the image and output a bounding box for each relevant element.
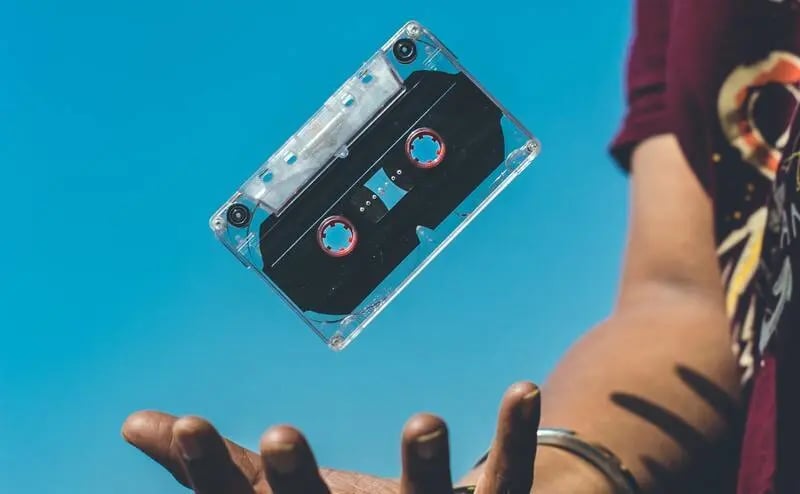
[465,428,641,494]
[536,428,641,494]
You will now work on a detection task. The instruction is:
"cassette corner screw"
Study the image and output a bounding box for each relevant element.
[406,23,421,39]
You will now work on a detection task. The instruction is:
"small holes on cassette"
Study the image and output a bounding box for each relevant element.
[341,92,356,107]
[359,192,378,214]
[359,71,374,84]
[336,69,373,110]
[226,203,252,228]
[387,25,458,78]
[213,198,264,267]
[364,167,408,213]
[392,38,417,64]
[317,216,358,257]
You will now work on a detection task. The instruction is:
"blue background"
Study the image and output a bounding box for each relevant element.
[0,1,632,492]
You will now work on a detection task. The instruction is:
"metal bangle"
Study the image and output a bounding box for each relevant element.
[462,428,641,494]
[536,428,640,494]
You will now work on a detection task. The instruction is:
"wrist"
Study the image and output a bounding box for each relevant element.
[457,446,617,494]
[532,446,615,494]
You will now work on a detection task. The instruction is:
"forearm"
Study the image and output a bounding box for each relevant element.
[457,284,743,493]
[461,136,744,492]
[534,283,743,493]
[530,136,746,492]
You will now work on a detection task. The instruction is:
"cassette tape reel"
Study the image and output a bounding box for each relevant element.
[210,21,540,350]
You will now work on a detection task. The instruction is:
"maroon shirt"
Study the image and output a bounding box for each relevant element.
[612,1,800,492]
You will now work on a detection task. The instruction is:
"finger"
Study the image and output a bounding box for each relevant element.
[172,416,255,494]
[121,411,261,488]
[399,413,453,494]
[121,411,191,486]
[260,425,330,494]
[476,382,541,494]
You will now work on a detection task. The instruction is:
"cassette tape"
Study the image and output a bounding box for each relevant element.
[210,21,540,350]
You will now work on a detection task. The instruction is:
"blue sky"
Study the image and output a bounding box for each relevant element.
[0,1,632,492]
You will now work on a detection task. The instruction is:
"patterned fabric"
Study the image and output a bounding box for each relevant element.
[612,1,800,491]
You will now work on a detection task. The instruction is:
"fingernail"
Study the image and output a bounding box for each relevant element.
[415,428,445,460]
[522,387,540,402]
[520,387,540,419]
[264,441,298,474]
[175,432,203,461]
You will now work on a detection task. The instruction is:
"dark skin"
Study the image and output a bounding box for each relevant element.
[122,381,553,494]
[124,136,742,493]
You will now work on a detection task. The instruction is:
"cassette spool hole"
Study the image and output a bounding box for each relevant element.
[317,216,357,257]
[406,128,445,169]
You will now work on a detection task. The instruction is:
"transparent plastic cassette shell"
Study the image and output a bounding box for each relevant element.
[210,21,540,350]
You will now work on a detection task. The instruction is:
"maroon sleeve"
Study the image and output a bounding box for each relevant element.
[615,0,800,192]
[666,0,800,194]
[609,0,672,169]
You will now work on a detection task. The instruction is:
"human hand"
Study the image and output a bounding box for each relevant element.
[121,381,544,494]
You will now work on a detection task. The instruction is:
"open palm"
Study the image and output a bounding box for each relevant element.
[122,382,541,494]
